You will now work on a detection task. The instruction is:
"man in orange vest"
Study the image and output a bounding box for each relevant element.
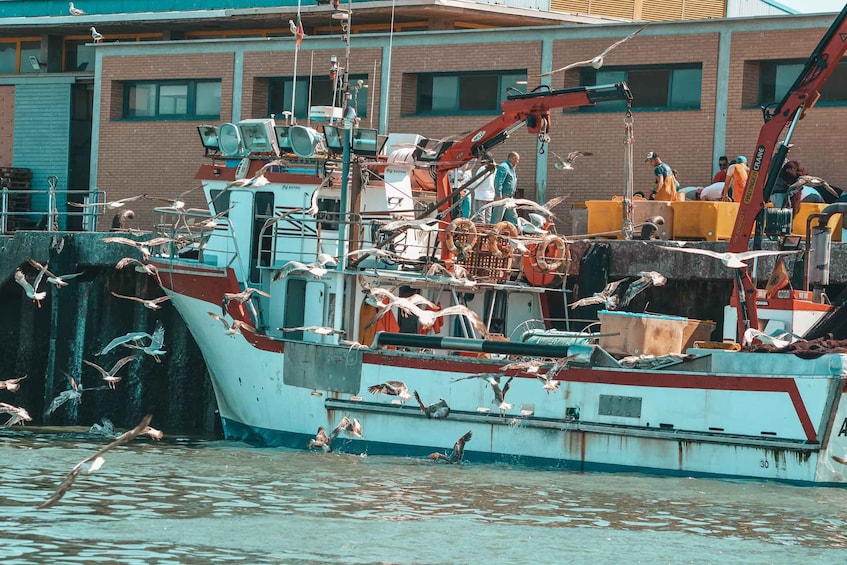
[721,156,749,203]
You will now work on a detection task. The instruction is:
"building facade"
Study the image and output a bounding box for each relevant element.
[1,3,845,232]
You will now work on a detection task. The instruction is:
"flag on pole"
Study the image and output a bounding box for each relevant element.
[765,256,792,298]
[289,15,305,51]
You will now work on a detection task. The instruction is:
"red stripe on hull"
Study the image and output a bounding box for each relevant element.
[153,259,817,440]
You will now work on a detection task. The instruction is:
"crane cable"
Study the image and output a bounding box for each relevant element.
[622,101,635,240]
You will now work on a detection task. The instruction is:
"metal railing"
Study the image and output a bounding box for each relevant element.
[1,184,105,233]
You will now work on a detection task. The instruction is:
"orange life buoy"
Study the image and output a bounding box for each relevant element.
[446,218,477,256]
[536,235,567,272]
[487,221,519,257]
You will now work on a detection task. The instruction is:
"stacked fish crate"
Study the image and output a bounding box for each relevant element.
[0,167,32,232]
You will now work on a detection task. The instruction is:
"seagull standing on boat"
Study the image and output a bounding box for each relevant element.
[69,2,85,15]
[413,390,451,419]
[551,150,593,171]
[0,376,27,392]
[649,243,801,269]
[367,381,411,402]
[308,427,333,452]
[39,414,156,509]
[90,27,103,43]
[539,25,647,77]
[14,265,49,308]
[428,431,472,464]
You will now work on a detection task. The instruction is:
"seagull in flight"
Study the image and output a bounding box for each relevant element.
[650,243,801,269]
[0,375,27,392]
[122,322,166,362]
[46,374,107,416]
[15,265,49,307]
[115,257,162,285]
[413,390,451,419]
[68,194,143,210]
[570,271,666,310]
[428,430,472,464]
[26,258,84,288]
[278,325,345,337]
[90,27,104,43]
[379,217,443,233]
[272,253,337,281]
[486,376,514,411]
[540,25,647,77]
[69,2,85,15]
[97,330,153,356]
[111,291,172,311]
[82,355,138,390]
[329,415,364,441]
[474,196,565,223]
[367,380,411,402]
[38,414,156,509]
[0,402,32,427]
[788,175,840,199]
[207,312,257,336]
[551,150,593,171]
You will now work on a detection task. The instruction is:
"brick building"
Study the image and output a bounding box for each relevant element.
[1,1,845,232]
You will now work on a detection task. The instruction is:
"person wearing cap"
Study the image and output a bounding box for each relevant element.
[645,152,678,201]
[721,156,749,203]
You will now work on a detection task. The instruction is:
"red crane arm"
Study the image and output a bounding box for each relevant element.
[431,83,632,259]
[730,5,847,340]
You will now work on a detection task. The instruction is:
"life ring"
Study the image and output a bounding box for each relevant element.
[536,235,567,272]
[487,221,519,257]
[446,218,477,256]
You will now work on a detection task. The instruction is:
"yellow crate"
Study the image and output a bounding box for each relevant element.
[633,201,674,240]
[792,202,842,242]
[585,200,622,237]
[671,201,739,241]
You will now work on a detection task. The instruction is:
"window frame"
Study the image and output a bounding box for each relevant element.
[758,58,847,108]
[121,79,222,121]
[411,69,528,116]
[579,63,703,112]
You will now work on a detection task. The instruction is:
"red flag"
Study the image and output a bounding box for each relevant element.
[765,256,792,298]
[290,17,305,51]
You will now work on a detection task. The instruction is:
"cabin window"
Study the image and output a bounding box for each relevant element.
[412,70,527,115]
[317,198,341,231]
[122,79,221,120]
[252,191,275,282]
[267,74,368,119]
[579,64,702,111]
[758,59,847,107]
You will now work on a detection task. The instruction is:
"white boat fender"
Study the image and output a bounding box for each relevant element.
[536,235,567,271]
[446,218,477,255]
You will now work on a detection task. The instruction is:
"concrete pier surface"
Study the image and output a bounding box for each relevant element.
[1,230,842,432]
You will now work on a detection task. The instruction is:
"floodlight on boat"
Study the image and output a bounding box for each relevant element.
[289,125,322,158]
[197,125,220,154]
[274,125,293,152]
[217,123,244,157]
[322,125,345,154]
[237,118,279,156]
[351,128,378,157]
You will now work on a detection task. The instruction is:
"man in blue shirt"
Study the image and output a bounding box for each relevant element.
[492,151,520,224]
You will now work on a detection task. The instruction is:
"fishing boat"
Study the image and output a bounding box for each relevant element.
[147,10,847,485]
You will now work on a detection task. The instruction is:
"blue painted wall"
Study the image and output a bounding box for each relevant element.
[0,0,321,17]
[13,82,71,228]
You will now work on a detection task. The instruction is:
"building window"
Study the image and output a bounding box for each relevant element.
[0,43,16,73]
[759,60,847,106]
[64,40,96,72]
[122,80,221,120]
[413,70,527,115]
[268,74,368,119]
[580,64,702,111]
